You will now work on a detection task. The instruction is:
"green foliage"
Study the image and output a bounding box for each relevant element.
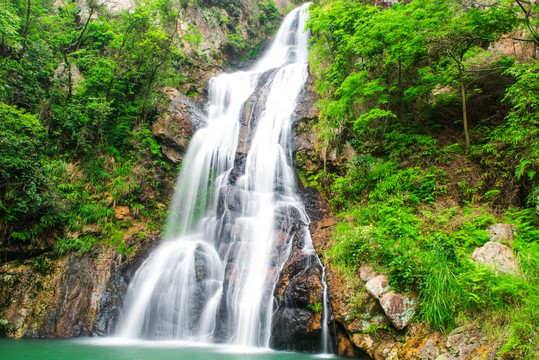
[0,2,21,52]
[308,2,537,356]
[328,154,444,211]
[307,302,323,313]
[327,180,537,355]
[257,0,280,35]
[226,26,246,49]
[497,62,539,202]
[0,0,193,257]
[0,102,62,242]
[364,324,391,339]
[307,0,524,156]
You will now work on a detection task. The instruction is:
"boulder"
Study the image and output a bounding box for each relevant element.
[273,249,322,303]
[373,341,400,360]
[486,223,514,242]
[271,248,326,352]
[472,241,518,275]
[419,333,444,359]
[283,264,324,307]
[152,90,207,164]
[82,224,100,236]
[366,275,389,299]
[379,291,416,330]
[359,264,377,283]
[399,328,446,360]
[270,307,321,351]
[335,328,365,358]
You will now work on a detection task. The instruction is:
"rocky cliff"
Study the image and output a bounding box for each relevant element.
[0,234,157,337]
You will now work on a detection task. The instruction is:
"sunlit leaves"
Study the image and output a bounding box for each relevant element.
[0,2,21,51]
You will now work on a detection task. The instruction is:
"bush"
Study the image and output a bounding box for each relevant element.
[0,102,62,243]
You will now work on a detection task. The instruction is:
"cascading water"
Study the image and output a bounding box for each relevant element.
[116,3,329,351]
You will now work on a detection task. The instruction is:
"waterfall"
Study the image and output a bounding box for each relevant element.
[116,3,329,350]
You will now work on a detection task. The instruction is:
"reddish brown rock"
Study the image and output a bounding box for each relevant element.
[335,328,364,358]
[351,333,378,359]
[0,234,159,338]
[443,325,489,360]
[309,216,338,253]
[419,333,445,359]
[373,340,400,360]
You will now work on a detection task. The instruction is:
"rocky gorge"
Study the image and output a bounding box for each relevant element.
[1,67,520,359]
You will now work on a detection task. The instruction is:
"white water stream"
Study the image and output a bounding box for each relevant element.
[116,3,329,351]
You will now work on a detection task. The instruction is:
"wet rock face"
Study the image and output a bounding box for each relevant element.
[229,68,276,184]
[270,248,326,352]
[270,307,320,351]
[208,63,327,349]
[299,187,331,223]
[0,235,159,338]
[292,74,319,126]
[293,75,321,176]
[152,90,207,164]
[93,240,156,336]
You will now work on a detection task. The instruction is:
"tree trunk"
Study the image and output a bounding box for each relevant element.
[63,52,72,100]
[459,66,470,153]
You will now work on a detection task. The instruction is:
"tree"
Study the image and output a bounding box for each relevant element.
[428,5,517,153]
[512,0,539,46]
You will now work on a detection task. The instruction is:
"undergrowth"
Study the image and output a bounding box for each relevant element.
[304,1,538,357]
[314,152,538,358]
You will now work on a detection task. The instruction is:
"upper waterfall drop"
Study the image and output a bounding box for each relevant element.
[116,3,328,351]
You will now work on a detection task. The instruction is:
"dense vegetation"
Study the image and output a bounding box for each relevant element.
[303,0,538,357]
[1,0,537,356]
[0,0,283,258]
